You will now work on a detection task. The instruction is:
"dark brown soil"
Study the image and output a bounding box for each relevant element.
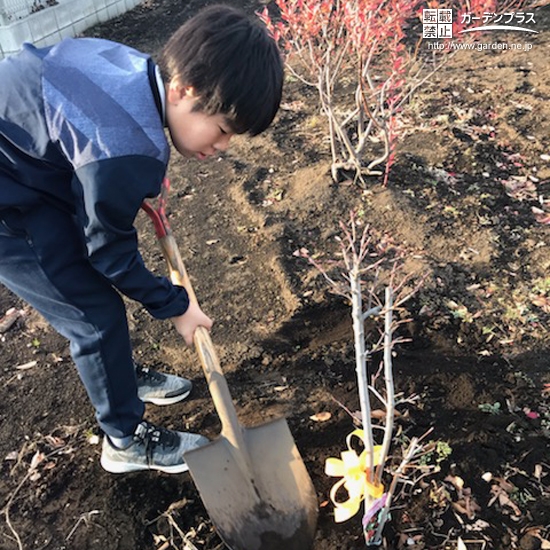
[1,2,549,550]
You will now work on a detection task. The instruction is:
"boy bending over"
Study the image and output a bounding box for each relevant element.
[0,5,283,474]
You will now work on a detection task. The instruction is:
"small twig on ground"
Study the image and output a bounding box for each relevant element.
[2,441,72,550]
[3,469,36,549]
[66,510,101,541]
[4,472,34,549]
[147,498,205,550]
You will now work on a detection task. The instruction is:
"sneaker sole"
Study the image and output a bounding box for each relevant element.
[100,455,189,474]
[140,389,191,406]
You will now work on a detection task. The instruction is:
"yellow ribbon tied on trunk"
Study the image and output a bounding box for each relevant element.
[325,429,384,523]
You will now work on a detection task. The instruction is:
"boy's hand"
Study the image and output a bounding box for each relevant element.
[171,302,213,347]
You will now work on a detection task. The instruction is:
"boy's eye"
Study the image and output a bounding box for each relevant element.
[219,126,228,135]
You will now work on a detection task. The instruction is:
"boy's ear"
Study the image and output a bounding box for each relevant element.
[167,79,197,104]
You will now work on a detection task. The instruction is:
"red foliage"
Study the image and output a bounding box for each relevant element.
[259,0,532,185]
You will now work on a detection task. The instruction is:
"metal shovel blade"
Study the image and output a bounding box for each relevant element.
[184,417,318,550]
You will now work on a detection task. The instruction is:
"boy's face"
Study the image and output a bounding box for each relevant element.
[165,81,234,160]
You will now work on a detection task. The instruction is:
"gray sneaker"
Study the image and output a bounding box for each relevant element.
[100,421,209,474]
[135,363,192,405]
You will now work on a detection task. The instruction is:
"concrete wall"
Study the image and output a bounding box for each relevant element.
[0,0,142,59]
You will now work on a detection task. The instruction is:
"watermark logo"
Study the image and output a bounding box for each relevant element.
[423,9,453,38]
[422,9,539,38]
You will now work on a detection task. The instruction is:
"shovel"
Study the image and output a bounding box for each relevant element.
[142,196,318,550]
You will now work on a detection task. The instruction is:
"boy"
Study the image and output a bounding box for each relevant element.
[0,5,283,474]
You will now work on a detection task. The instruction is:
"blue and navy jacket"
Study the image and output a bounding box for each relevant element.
[0,38,189,319]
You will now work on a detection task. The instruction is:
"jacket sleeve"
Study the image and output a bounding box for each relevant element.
[73,155,190,319]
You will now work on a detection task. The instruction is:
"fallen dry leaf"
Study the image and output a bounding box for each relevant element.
[503,495,521,517]
[309,411,331,422]
[532,295,550,313]
[501,176,537,201]
[466,519,491,531]
[445,474,465,491]
[280,100,305,111]
[30,451,46,470]
[45,435,66,448]
[15,360,37,370]
[532,206,550,225]
[371,409,401,419]
[29,471,42,482]
[488,483,522,516]
[0,308,24,333]
[88,435,100,445]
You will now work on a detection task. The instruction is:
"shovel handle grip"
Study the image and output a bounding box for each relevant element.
[158,234,247,452]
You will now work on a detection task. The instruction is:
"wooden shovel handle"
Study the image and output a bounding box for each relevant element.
[158,234,246,451]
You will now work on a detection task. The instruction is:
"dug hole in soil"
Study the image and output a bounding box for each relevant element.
[1,2,549,549]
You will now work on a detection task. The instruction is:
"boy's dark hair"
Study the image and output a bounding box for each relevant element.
[158,5,284,136]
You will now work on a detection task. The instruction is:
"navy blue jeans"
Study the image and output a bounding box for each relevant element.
[0,204,144,438]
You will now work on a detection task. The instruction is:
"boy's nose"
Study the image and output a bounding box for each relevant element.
[214,133,232,151]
